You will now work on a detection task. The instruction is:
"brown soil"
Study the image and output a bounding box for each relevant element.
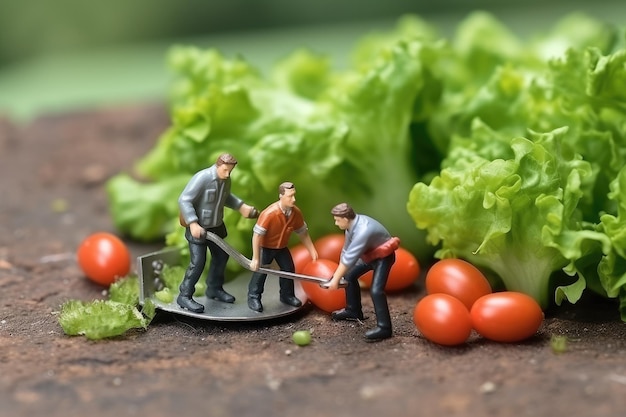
[1,104,625,417]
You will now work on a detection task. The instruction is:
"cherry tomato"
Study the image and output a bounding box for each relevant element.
[77,232,131,286]
[313,234,344,263]
[359,247,420,292]
[300,259,346,313]
[358,270,374,288]
[413,293,472,346]
[471,292,544,343]
[425,258,491,310]
[290,244,313,274]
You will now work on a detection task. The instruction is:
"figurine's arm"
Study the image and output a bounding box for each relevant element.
[179,172,205,239]
[297,230,318,262]
[250,232,261,271]
[224,192,257,219]
[340,227,367,269]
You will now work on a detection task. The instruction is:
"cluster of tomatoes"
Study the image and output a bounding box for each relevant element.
[414,259,544,345]
[290,234,421,313]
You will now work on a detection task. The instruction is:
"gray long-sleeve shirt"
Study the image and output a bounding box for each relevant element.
[178,164,244,229]
[340,214,392,268]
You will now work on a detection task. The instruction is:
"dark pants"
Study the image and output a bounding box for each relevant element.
[344,252,395,329]
[179,224,229,297]
[248,247,296,299]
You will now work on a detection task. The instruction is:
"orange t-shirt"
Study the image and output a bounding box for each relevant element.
[254,203,307,249]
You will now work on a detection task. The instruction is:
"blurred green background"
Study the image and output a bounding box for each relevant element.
[0,0,623,121]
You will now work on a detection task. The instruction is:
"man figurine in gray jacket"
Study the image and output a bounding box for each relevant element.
[177,153,258,313]
[325,203,399,341]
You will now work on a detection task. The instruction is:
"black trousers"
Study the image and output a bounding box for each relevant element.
[344,252,395,329]
[247,247,296,299]
[179,224,229,297]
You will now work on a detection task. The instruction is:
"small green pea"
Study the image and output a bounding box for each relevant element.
[292,330,312,346]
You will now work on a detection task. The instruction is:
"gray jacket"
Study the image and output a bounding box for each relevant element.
[341,214,392,268]
[178,165,244,229]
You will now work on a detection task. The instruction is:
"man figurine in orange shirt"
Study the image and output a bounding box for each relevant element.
[248,182,318,312]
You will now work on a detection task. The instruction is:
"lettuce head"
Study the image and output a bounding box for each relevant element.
[407,12,626,317]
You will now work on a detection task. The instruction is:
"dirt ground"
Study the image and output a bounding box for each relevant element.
[1,104,625,417]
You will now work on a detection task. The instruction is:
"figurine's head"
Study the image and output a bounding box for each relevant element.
[278,182,296,208]
[215,153,238,180]
[331,203,355,230]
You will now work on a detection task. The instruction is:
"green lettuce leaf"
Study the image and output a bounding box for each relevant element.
[406,12,626,315]
[108,274,140,305]
[106,173,188,242]
[408,124,609,308]
[59,299,153,340]
[596,167,626,320]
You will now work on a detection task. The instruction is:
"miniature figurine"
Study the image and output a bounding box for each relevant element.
[177,153,258,313]
[325,203,399,341]
[247,182,318,312]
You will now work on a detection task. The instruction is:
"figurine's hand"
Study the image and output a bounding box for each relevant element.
[240,204,259,219]
[325,277,340,291]
[250,258,259,271]
[190,222,206,239]
[248,207,259,219]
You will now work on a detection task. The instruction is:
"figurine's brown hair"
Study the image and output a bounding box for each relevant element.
[278,182,295,196]
[216,153,238,166]
[331,203,356,219]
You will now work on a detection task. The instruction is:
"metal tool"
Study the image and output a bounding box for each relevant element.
[204,231,346,287]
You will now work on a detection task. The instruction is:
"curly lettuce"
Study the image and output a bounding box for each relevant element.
[597,167,626,319]
[59,275,156,340]
[409,123,610,309]
[407,12,626,317]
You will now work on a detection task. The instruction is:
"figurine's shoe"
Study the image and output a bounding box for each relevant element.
[280,295,302,307]
[331,309,364,321]
[206,288,235,303]
[177,295,204,313]
[364,326,392,341]
[247,296,263,312]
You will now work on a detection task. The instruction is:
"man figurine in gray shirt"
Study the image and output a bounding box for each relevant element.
[326,203,399,341]
[177,153,258,313]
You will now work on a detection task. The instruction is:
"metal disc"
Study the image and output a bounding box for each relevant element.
[138,247,309,322]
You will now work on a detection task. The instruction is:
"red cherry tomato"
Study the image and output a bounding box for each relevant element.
[77,232,131,286]
[359,247,420,292]
[471,292,544,343]
[413,293,472,346]
[425,258,492,310]
[290,244,313,274]
[358,270,374,288]
[313,234,344,263]
[300,259,346,313]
